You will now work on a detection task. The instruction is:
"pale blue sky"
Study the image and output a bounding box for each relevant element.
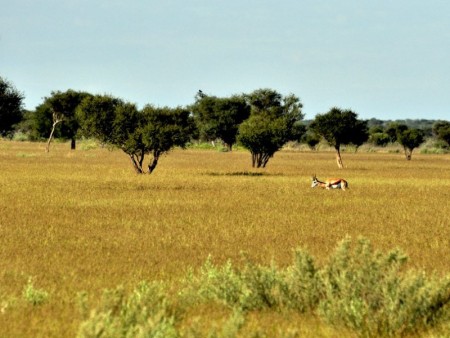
[1,0,449,120]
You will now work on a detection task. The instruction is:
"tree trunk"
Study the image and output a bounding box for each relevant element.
[261,153,270,168]
[335,146,344,169]
[71,138,76,150]
[404,147,412,160]
[45,113,63,153]
[130,155,144,174]
[129,149,146,174]
[148,151,160,174]
[251,153,257,168]
[45,125,57,153]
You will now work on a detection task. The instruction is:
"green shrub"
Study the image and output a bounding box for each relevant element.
[12,131,29,142]
[189,255,286,311]
[281,249,321,312]
[77,281,179,338]
[187,238,450,336]
[317,238,450,336]
[77,239,450,337]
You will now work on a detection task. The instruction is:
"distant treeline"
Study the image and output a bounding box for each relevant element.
[2,75,449,172]
[304,118,438,135]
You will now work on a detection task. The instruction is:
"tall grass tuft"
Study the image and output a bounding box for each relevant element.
[22,278,49,306]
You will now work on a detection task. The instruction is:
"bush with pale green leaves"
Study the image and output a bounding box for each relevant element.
[77,238,450,337]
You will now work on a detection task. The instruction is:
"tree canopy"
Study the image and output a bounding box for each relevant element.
[432,121,450,147]
[0,76,24,137]
[191,92,250,151]
[397,128,425,160]
[385,123,408,143]
[309,107,368,168]
[238,88,304,168]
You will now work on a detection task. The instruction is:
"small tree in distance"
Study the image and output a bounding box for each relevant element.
[238,88,304,168]
[141,105,194,173]
[309,107,368,168]
[397,128,425,160]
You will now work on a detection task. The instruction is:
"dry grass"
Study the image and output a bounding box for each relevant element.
[0,141,449,337]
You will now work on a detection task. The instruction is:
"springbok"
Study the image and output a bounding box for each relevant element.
[311,174,348,190]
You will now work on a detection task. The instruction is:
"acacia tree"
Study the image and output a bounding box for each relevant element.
[140,105,194,173]
[237,88,304,168]
[397,128,425,160]
[191,91,250,151]
[309,107,368,168]
[77,95,194,174]
[0,76,24,137]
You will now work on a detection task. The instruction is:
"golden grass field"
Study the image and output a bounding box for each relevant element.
[0,141,449,337]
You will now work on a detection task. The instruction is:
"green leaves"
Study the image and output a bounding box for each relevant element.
[238,89,305,168]
[75,238,450,337]
[310,107,368,149]
[191,94,250,150]
[22,278,49,306]
[0,76,24,137]
[189,238,450,337]
[433,121,450,147]
[77,94,124,145]
[141,105,193,153]
[396,128,425,160]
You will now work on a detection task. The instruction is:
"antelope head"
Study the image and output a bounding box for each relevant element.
[311,174,319,188]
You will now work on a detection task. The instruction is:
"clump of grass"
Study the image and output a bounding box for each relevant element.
[79,139,100,151]
[22,278,49,306]
[16,152,36,158]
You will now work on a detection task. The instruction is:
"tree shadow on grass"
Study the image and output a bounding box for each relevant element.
[205,171,283,177]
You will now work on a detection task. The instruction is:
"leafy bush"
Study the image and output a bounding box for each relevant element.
[77,239,450,337]
[77,282,179,338]
[185,238,450,337]
[282,249,321,312]
[12,131,29,142]
[317,238,450,336]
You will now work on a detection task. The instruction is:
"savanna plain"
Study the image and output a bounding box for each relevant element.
[0,141,449,337]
